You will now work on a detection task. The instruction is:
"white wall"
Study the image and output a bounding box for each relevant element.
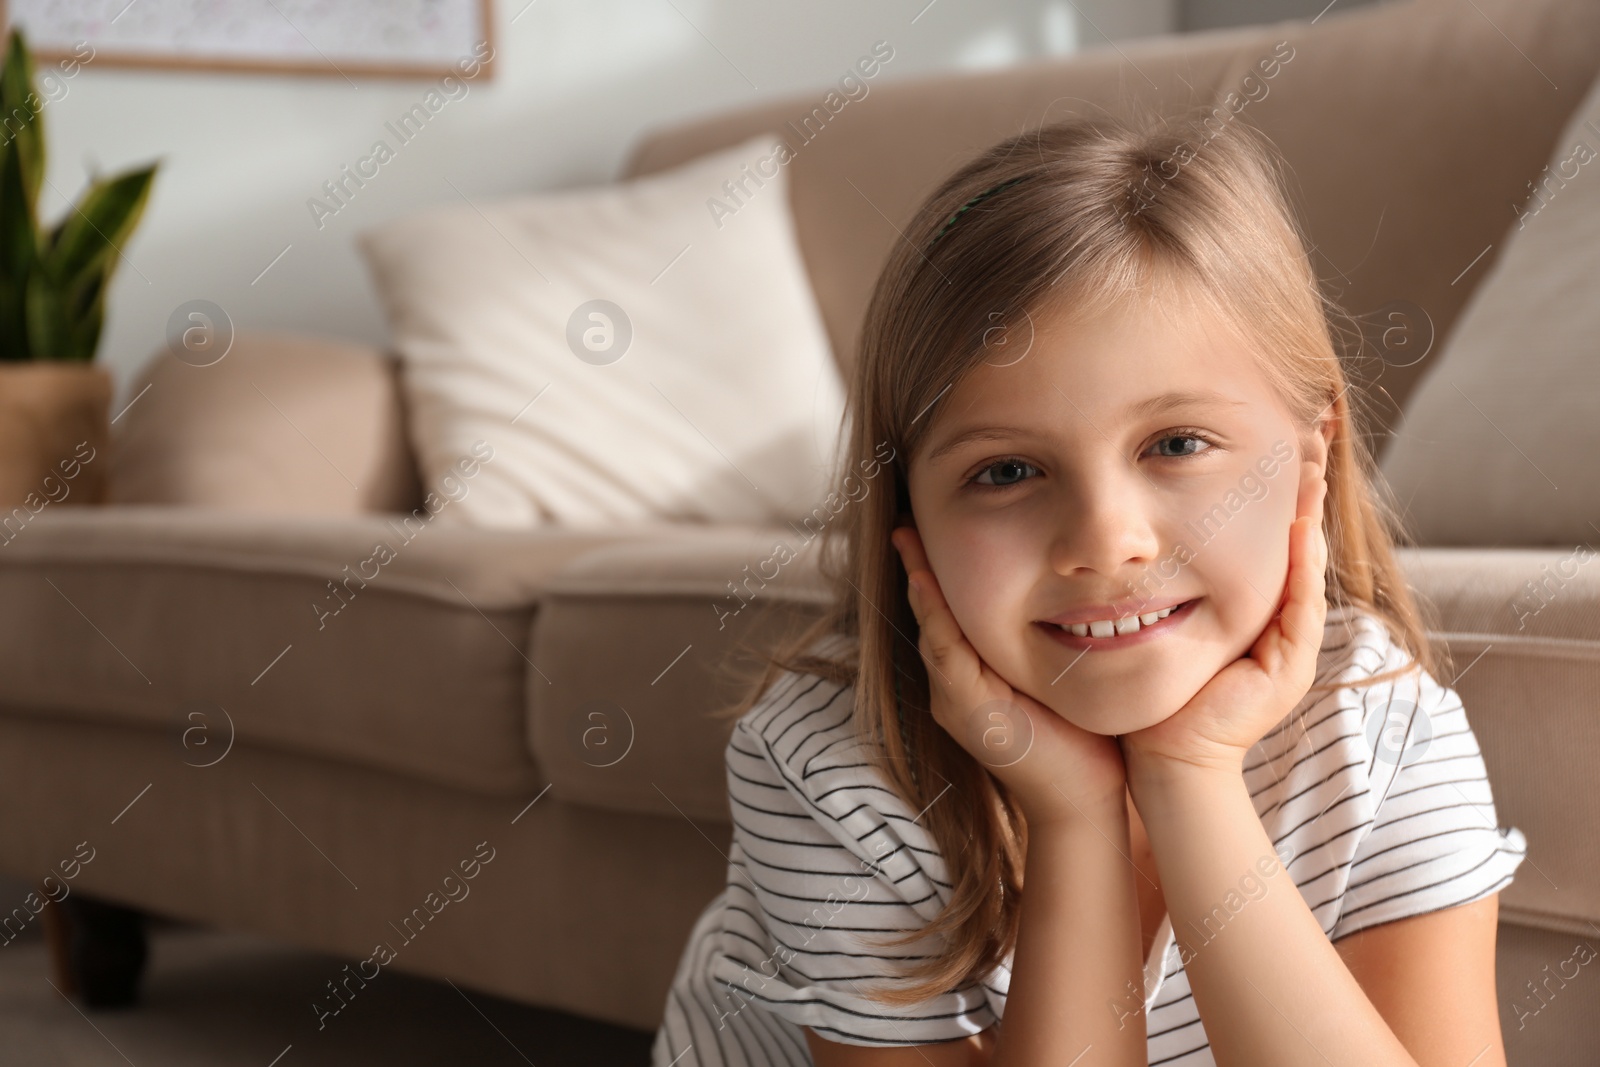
[22,0,1177,407]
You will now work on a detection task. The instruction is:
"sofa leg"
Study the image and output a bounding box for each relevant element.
[42,888,149,1009]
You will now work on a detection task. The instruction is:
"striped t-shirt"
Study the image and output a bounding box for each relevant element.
[651,605,1528,1066]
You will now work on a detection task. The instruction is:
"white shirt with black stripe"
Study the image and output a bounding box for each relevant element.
[651,605,1528,1065]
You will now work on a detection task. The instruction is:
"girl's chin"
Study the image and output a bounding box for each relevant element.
[1045,698,1183,737]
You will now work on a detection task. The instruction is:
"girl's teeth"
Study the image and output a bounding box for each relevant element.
[1063,603,1180,639]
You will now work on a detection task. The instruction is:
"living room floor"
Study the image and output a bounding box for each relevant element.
[0,918,654,1066]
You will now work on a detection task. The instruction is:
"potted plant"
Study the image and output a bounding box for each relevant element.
[0,28,156,510]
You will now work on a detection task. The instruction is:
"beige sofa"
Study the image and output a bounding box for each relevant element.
[3,0,1599,1060]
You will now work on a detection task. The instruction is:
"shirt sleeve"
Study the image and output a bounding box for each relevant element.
[1329,655,1528,942]
[709,669,998,1047]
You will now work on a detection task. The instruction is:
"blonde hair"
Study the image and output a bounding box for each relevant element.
[712,105,1445,1007]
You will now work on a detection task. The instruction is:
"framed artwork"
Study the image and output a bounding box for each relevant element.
[0,0,495,80]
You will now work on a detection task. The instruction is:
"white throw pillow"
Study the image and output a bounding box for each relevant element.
[1379,71,1600,546]
[357,133,848,529]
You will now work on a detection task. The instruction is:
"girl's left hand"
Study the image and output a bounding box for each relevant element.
[1119,464,1329,775]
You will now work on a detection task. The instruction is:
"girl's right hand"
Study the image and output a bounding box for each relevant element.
[891,523,1129,828]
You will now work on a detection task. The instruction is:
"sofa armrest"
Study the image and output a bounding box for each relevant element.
[1398,547,1600,937]
[108,330,423,515]
[528,527,832,824]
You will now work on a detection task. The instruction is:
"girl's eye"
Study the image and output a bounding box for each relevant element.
[1147,431,1218,459]
[963,432,1218,492]
[967,458,1039,491]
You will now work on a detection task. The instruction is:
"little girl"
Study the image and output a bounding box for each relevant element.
[652,109,1527,1066]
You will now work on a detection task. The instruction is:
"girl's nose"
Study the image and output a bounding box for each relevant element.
[1045,464,1163,579]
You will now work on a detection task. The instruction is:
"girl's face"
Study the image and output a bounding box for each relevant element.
[905,288,1330,736]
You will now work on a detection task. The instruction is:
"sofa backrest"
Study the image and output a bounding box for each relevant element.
[110,0,1600,516]
[622,0,1600,463]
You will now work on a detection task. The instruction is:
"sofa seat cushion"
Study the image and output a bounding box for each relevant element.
[0,506,714,795]
[529,526,833,825]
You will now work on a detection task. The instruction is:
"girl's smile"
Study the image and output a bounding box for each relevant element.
[1035,595,1204,650]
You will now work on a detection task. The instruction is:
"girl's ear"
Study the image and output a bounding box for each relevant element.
[1305,416,1334,480]
[1295,418,1334,525]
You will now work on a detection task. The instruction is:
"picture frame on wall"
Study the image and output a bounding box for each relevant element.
[0,0,495,80]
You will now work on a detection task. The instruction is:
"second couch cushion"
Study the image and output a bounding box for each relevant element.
[0,507,708,796]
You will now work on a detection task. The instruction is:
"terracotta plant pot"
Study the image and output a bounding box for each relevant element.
[0,363,111,513]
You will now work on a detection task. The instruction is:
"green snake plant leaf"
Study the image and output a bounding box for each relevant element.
[22,267,74,359]
[0,28,157,362]
[0,254,25,357]
[0,31,44,209]
[0,30,43,283]
[0,149,35,357]
[0,30,43,357]
[42,164,158,294]
[65,266,107,361]
[26,265,107,362]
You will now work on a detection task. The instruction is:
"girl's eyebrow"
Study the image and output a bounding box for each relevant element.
[925,425,1031,465]
[924,389,1249,465]
[1122,388,1250,422]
